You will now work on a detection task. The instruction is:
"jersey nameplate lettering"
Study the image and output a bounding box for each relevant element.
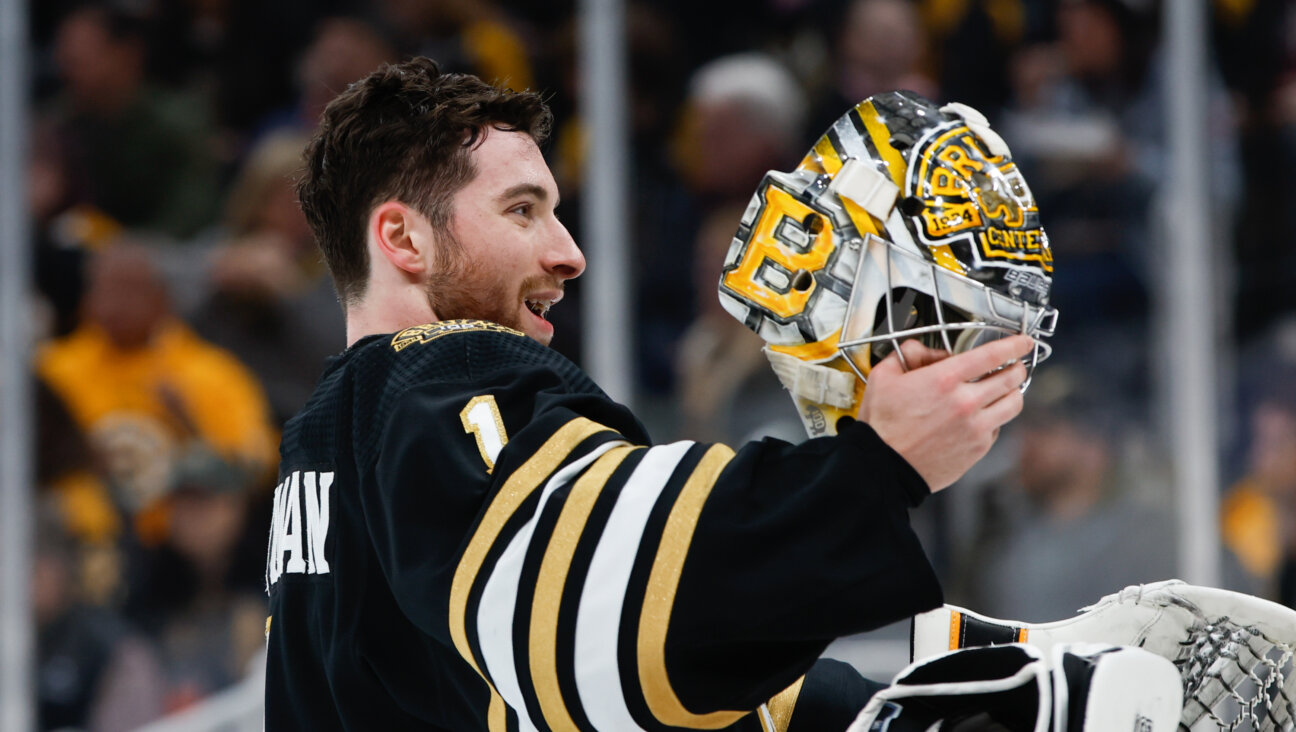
[267,470,334,588]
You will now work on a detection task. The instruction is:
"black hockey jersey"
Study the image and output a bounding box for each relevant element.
[264,320,942,731]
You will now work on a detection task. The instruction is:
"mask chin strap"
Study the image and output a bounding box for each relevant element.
[762,348,859,410]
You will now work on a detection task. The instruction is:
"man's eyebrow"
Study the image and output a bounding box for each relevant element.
[496,183,553,205]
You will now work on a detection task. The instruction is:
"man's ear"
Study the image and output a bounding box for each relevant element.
[370,202,432,275]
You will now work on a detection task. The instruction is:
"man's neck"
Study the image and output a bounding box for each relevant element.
[344,289,438,347]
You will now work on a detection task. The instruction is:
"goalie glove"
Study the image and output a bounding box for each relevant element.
[910,580,1296,731]
[846,642,1182,732]
[718,91,1056,437]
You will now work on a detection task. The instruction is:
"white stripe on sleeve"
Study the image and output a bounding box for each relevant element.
[574,440,695,731]
[475,440,625,732]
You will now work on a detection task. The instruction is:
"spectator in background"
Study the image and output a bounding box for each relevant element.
[674,202,804,445]
[806,0,937,140]
[139,0,352,167]
[45,4,222,241]
[35,507,166,732]
[35,244,279,553]
[35,373,120,550]
[542,3,692,368]
[122,477,268,713]
[954,368,1178,622]
[1222,385,1296,602]
[998,0,1239,400]
[917,0,1033,114]
[636,52,807,395]
[674,53,807,206]
[189,131,346,427]
[29,116,121,339]
[373,0,534,88]
[1231,2,1296,341]
[257,16,398,142]
[1222,332,1296,607]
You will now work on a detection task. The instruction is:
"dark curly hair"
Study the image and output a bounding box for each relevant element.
[297,57,552,307]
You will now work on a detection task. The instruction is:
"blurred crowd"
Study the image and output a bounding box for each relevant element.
[21,0,1296,728]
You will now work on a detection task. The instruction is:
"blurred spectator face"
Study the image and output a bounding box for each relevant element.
[53,8,145,115]
[1018,418,1077,497]
[690,99,787,198]
[679,54,805,199]
[1246,402,1296,492]
[298,19,398,125]
[1017,416,1107,503]
[1059,1,1123,79]
[838,0,927,101]
[168,490,247,576]
[223,133,314,252]
[83,247,170,350]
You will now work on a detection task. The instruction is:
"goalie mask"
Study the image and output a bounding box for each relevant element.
[719,90,1057,437]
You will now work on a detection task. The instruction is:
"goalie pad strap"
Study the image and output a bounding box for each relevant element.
[763,348,858,410]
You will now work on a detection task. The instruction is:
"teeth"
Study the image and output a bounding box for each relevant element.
[526,299,552,318]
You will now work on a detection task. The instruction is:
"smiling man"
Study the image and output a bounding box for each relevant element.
[265,58,1038,731]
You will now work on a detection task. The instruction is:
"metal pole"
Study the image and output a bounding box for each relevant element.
[579,0,633,406]
[1162,0,1220,586]
[0,0,34,727]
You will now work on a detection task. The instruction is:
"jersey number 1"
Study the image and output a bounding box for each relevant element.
[460,395,509,473]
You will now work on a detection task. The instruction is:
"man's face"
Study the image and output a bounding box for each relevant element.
[85,248,170,350]
[53,10,142,114]
[427,129,585,345]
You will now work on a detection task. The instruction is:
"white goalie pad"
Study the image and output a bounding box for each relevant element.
[911,580,1296,731]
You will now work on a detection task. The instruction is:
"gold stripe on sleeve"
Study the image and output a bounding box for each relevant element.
[637,443,742,728]
[764,675,805,732]
[448,417,612,729]
[488,695,506,731]
[530,444,639,731]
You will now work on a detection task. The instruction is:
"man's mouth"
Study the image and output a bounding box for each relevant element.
[525,297,555,320]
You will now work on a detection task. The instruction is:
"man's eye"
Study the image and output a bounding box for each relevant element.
[510,204,532,217]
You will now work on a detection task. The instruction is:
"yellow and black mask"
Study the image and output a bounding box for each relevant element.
[718,90,1057,437]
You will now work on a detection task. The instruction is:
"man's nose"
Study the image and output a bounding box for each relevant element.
[544,221,586,279]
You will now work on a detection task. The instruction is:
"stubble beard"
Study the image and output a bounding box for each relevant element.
[424,229,560,338]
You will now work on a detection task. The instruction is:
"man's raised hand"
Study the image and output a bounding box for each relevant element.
[857,335,1034,492]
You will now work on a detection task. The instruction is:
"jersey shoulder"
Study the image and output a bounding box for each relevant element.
[345,320,620,461]
[377,319,604,397]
